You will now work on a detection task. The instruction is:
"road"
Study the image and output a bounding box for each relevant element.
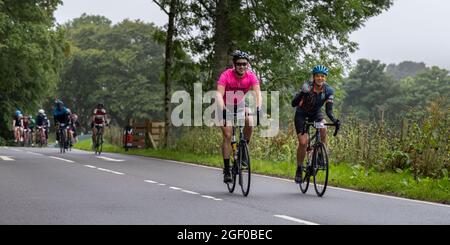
[0,146,449,225]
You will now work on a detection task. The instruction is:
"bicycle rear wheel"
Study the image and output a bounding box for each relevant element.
[238,142,251,197]
[313,143,329,197]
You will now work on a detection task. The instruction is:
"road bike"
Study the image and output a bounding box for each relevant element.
[57,123,68,154]
[298,120,339,197]
[93,124,104,155]
[36,126,47,147]
[224,106,259,197]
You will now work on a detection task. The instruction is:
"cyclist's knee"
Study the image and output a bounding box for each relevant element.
[297,135,308,147]
[223,132,232,142]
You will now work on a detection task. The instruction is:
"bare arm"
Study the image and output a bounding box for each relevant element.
[216,85,226,111]
[252,84,262,109]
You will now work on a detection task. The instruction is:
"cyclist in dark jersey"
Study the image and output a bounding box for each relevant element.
[12,110,23,143]
[291,65,340,183]
[53,100,70,148]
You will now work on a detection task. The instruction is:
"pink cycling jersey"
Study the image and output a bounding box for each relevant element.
[217,68,259,105]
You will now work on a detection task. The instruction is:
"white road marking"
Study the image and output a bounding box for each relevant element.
[274,215,319,225]
[84,165,97,168]
[96,156,124,162]
[169,186,182,190]
[182,190,199,195]
[201,195,222,201]
[144,180,158,184]
[0,156,14,161]
[49,156,74,163]
[26,151,43,156]
[96,168,124,175]
[153,158,450,208]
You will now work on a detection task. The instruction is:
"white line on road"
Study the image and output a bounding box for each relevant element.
[181,190,199,195]
[49,156,74,163]
[26,151,43,156]
[169,186,182,190]
[201,195,222,201]
[84,165,97,168]
[155,158,450,208]
[274,215,319,225]
[0,156,14,161]
[144,180,158,184]
[96,168,124,175]
[96,156,125,162]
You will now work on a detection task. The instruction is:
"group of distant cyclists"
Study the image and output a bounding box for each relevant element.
[12,101,108,150]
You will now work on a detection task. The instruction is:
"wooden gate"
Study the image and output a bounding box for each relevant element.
[130,120,165,149]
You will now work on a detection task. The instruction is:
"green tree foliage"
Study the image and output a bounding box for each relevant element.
[342,59,450,121]
[342,59,400,120]
[175,0,393,93]
[386,61,427,80]
[59,15,166,129]
[0,0,65,140]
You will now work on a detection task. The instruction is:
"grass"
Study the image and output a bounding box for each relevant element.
[75,139,450,204]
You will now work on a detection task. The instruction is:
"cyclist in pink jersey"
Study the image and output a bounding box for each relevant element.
[216,50,262,183]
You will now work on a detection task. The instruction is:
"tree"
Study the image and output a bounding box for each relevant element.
[386,61,427,80]
[153,0,178,147]
[0,0,65,140]
[342,59,400,120]
[175,0,393,92]
[59,15,166,130]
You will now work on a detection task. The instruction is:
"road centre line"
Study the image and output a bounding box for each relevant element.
[96,168,124,175]
[49,156,74,163]
[274,215,319,225]
[96,156,125,162]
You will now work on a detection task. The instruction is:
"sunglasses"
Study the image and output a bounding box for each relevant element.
[235,62,248,67]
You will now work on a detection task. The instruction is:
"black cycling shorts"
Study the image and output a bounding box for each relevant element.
[294,110,324,135]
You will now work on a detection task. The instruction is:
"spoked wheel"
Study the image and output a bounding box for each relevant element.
[59,130,66,154]
[299,161,311,193]
[238,143,251,197]
[226,161,237,193]
[95,134,103,155]
[313,144,329,197]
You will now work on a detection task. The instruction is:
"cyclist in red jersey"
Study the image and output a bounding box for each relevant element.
[91,103,108,147]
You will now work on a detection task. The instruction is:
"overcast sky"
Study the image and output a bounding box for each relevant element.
[54,0,450,70]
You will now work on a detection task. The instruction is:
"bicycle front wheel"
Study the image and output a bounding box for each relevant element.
[313,143,329,197]
[299,161,310,193]
[226,161,237,193]
[59,130,66,154]
[238,143,251,197]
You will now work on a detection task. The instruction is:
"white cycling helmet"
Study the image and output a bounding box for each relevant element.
[38,109,45,114]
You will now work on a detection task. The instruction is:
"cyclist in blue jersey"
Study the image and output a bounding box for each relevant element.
[291,65,340,183]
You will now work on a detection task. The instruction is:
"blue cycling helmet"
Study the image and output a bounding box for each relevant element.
[15,110,21,116]
[312,65,329,76]
[232,50,250,63]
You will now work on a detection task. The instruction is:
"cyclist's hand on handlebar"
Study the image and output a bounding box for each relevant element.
[333,119,341,136]
[334,119,341,127]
